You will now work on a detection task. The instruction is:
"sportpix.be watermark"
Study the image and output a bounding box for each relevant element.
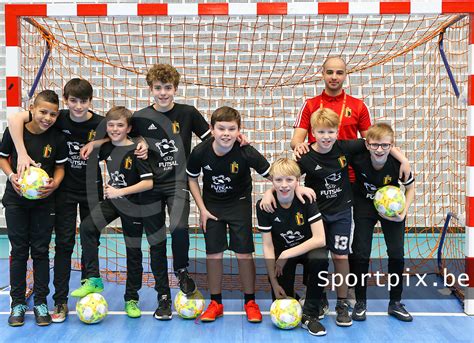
[317,268,469,291]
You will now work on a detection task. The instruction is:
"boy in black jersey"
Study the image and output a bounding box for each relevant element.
[70,107,156,319]
[256,158,328,336]
[348,123,414,322]
[261,108,409,327]
[7,79,110,322]
[1,90,68,326]
[187,106,270,323]
[81,64,212,301]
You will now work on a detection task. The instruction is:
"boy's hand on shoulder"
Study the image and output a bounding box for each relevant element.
[16,153,39,178]
[237,133,250,146]
[38,178,58,198]
[104,185,123,199]
[260,189,277,213]
[135,141,148,160]
[293,142,310,159]
[399,159,411,181]
[80,141,95,160]
[200,208,218,233]
[295,185,316,204]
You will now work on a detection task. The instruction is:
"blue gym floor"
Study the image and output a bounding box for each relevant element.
[0,235,473,342]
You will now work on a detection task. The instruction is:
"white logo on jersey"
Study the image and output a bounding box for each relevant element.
[315,164,322,171]
[321,172,343,199]
[274,217,282,222]
[280,230,304,245]
[156,139,178,157]
[109,171,127,187]
[67,141,86,169]
[148,123,157,130]
[62,129,71,135]
[361,173,367,178]
[204,165,212,171]
[107,156,112,161]
[211,175,232,193]
[364,182,377,199]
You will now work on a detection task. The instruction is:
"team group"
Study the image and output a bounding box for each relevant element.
[2,57,414,336]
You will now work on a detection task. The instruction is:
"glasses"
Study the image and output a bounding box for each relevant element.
[367,143,392,150]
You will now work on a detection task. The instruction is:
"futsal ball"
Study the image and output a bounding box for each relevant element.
[18,166,49,200]
[270,298,302,330]
[76,293,108,324]
[174,290,205,319]
[373,185,406,217]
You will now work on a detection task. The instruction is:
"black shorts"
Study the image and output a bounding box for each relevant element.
[204,197,254,254]
[321,207,354,255]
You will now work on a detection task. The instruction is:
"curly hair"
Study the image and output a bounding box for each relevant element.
[146,64,180,88]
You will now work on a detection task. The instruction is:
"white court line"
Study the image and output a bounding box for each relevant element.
[0,311,469,317]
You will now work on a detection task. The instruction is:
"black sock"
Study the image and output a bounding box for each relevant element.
[337,297,347,305]
[244,293,255,304]
[211,294,222,304]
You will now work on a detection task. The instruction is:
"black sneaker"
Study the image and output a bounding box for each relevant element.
[388,302,413,322]
[301,314,327,336]
[154,295,172,320]
[8,304,28,327]
[352,301,367,321]
[318,293,329,320]
[335,301,352,327]
[33,303,52,326]
[176,268,197,296]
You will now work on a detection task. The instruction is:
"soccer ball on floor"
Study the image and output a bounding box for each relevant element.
[76,293,108,324]
[373,185,406,217]
[174,290,206,319]
[18,166,49,200]
[270,298,302,330]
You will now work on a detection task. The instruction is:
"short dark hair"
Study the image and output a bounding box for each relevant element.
[34,89,59,107]
[105,106,132,126]
[63,78,93,101]
[211,106,241,128]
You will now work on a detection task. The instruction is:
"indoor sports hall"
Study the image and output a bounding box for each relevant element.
[1,1,474,341]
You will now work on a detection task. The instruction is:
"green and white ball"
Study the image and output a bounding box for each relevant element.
[373,185,406,217]
[270,298,302,330]
[76,293,108,324]
[18,166,49,200]
[174,290,205,319]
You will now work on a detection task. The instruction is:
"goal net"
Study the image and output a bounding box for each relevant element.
[17,13,468,292]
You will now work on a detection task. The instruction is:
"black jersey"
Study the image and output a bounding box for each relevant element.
[98,141,153,202]
[130,103,210,185]
[0,126,68,205]
[55,109,104,193]
[298,139,366,214]
[349,150,414,215]
[186,138,270,204]
[256,195,322,256]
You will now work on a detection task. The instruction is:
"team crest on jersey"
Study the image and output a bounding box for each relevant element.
[338,156,347,168]
[124,156,133,170]
[172,121,180,134]
[383,175,392,185]
[295,212,304,226]
[231,161,239,174]
[43,144,52,158]
[87,130,96,142]
[345,108,352,118]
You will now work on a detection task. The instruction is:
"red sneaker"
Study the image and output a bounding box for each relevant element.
[201,300,224,322]
[244,300,262,323]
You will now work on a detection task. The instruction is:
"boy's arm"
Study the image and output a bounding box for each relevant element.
[80,138,110,160]
[261,232,287,298]
[7,110,38,176]
[0,157,21,195]
[291,128,310,159]
[132,136,148,160]
[389,147,411,181]
[104,179,153,199]
[188,177,217,232]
